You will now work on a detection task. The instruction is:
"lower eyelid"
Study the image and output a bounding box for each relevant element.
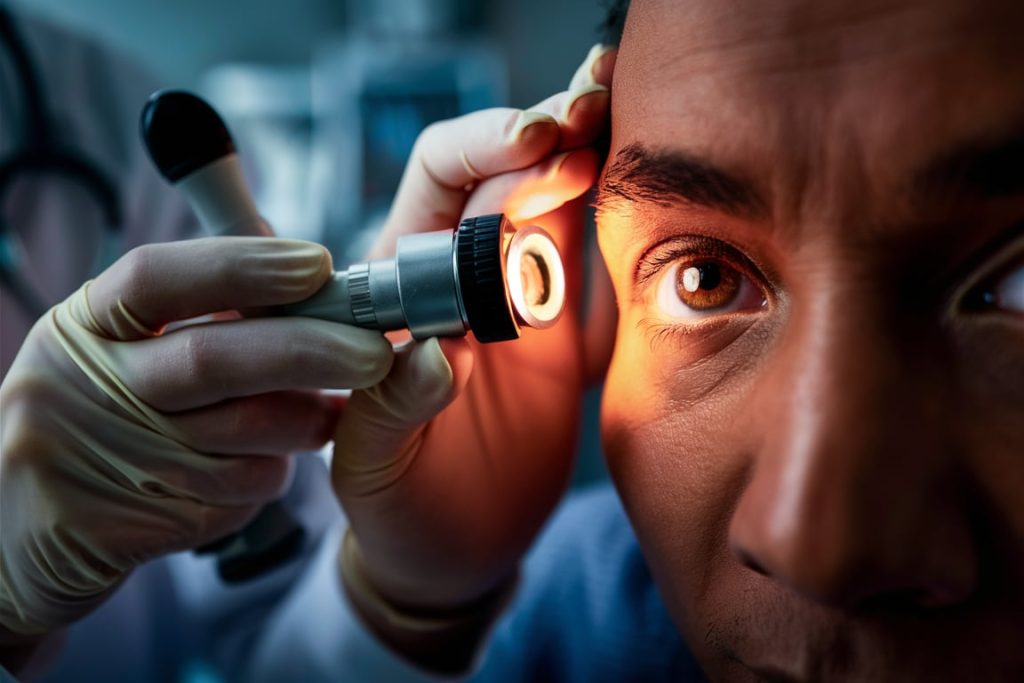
[638,313,759,359]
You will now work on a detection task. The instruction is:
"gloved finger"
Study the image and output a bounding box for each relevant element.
[462,148,600,225]
[191,453,295,507]
[369,109,560,258]
[522,45,616,151]
[119,317,393,412]
[369,45,615,260]
[168,390,340,455]
[86,237,332,341]
[112,451,295,509]
[142,501,264,551]
[522,88,609,152]
[580,43,617,90]
[332,337,474,499]
[63,498,266,568]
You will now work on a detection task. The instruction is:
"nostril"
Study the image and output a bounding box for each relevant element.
[733,546,770,577]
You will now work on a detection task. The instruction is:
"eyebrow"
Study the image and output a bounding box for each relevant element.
[915,132,1024,202]
[595,143,767,218]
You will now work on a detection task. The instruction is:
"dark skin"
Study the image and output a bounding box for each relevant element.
[597,0,1024,680]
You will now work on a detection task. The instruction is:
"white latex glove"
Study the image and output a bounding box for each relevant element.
[331,44,618,673]
[0,237,393,645]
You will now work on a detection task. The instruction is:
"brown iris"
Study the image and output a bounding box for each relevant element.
[675,260,741,310]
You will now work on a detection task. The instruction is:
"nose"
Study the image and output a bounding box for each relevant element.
[729,288,977,609]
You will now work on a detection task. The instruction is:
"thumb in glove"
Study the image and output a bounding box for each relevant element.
[331,337,473,498]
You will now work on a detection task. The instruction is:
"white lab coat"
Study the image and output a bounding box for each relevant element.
[0,9,444,683]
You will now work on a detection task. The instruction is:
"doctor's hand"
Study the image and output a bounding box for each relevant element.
[331,45,616,671]
[0,238,392,652]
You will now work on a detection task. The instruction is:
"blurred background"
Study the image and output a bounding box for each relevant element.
[20,0,611,485]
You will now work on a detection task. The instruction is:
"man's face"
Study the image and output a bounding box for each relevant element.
[597,0,1024,679]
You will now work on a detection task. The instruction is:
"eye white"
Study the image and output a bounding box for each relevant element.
[994,262,1024,312]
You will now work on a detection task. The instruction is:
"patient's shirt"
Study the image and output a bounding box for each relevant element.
[472,484,702,682]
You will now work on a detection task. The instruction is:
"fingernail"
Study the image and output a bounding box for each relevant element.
[569,43,615,91]
[508,110,558,143]
[561,83,609,122]
[256,240,332,292]
[542,151,574,182]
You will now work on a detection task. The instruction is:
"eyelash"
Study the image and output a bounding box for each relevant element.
[634,237,743,291]
[632,228,1022,348]
[956,232,1024,316]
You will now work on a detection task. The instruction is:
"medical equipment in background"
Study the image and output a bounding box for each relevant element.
[310,0,505,264]
[0,5,121,319]
[140,90,566,578]
[195,0,505,264]
[200,63,321,244]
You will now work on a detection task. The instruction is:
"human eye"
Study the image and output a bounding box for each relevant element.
[960,234,1024,316]
[638,237,769,322]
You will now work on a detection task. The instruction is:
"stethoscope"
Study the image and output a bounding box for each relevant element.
[0,5,121,319]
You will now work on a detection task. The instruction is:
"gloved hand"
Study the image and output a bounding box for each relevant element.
[331,45,617,670]
[0,237,393,648]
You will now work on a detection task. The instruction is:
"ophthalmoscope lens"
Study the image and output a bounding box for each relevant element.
[505,225,565,331]
[286,213,565,343]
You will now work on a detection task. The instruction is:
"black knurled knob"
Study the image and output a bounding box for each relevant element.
[456,214,519,343]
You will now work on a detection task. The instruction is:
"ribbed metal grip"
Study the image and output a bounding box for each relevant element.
[456,214,519,342]
[347,263,377,326]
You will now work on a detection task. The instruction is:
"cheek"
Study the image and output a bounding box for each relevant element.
[601,318,759,635]
[952,320,1024,541]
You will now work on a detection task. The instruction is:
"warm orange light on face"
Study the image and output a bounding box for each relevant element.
[504,192,565,224]
[500,155,595,226]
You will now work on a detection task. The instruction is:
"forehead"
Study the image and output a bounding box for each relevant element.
[613,0,1024,224]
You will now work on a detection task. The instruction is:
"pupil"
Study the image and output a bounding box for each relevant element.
[697,263,721,290]
[675,260,742,312]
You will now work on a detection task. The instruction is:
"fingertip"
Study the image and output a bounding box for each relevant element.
[267,239,335,301]
[507,110,559,145]
[500,148,599,224]
[341,328,396,388]
[315,393,346,445]
[552,147,600,185]
[592,47,618,88]
[312,242,335,286]
[561,85,609,128]
[324,392,349,412]
[437,336,474,394]
[569,44,618,91]
[406,338,457,406]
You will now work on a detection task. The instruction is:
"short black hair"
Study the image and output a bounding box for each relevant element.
[600,0,630,45]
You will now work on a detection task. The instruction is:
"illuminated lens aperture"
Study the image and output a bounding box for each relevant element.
[506,226,565,329]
